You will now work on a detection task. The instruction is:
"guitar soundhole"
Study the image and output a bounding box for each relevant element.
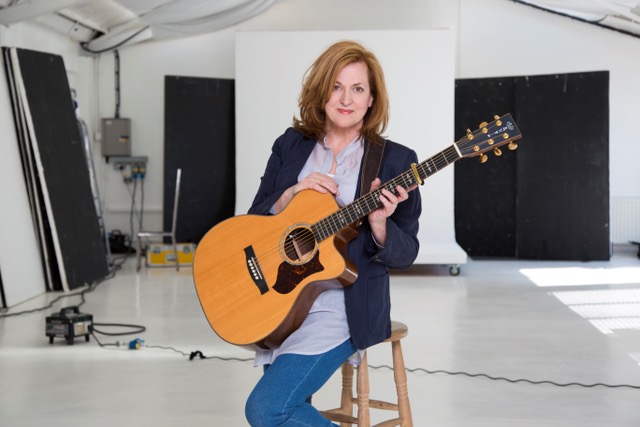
[282,225,317,265]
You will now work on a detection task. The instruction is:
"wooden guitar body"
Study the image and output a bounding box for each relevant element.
[193,190,358,350]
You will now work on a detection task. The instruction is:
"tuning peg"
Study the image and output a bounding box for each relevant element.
[508,141,518,150]
[494,148,502,156]
[466,129,474,140]
[479,121,488,128]
[479,153,488,163]
[493,115,502,126]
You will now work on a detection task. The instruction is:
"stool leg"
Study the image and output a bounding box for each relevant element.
[391,340,413,427]
[340,362,355,427]
[356,351,371,427]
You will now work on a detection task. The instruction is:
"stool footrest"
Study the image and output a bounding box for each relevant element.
[320,410,357,424]
[367,399,399,411]
[373,417,403,427]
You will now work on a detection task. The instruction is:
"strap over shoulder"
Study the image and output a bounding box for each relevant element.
[359,139,386,196]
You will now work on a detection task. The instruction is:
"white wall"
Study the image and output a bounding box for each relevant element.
[2,0,639,245]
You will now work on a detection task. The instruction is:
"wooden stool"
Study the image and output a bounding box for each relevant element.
[321,321,413,427]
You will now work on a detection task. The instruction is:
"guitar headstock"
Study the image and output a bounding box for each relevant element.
[456,114,522,163]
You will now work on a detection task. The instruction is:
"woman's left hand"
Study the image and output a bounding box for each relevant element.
[367,178,415,247]
[368,178,410,224]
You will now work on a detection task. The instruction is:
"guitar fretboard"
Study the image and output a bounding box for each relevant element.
[311,144,461,242]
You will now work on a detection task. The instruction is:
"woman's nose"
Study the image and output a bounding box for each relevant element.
[340,90,351,105]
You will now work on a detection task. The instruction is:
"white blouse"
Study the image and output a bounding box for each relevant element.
[254,136,365,366]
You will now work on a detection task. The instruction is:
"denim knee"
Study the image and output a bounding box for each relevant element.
[245,386,286,427]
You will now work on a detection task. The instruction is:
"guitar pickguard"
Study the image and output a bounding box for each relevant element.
[272,250,324,294]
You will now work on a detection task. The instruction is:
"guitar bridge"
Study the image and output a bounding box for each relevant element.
[244,246,268,294]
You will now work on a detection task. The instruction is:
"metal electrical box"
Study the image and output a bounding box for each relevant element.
[101,118,131,157]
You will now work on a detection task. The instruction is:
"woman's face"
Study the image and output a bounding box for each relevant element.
[324,61,373,134]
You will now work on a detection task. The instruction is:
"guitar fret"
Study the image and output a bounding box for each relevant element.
[343,209,354,225]
[422,157,437,176]
[349,204,361,222]
[327,215,339,233]
[363,194,374,211]
[405,173,415,187]
[370,191,381,209]
[431,157,440,171]
[313,221,326,241]
[321,219,332,239]
[444,146,459,163]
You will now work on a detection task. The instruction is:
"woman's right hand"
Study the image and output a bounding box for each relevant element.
[274,173,338,214]
[293,172,339,196]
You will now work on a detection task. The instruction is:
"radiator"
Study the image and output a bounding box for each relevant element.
[611,198,640,243]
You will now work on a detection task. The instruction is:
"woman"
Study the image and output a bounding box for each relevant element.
[245,40,422,426]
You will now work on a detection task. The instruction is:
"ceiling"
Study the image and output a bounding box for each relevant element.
[514,0,640,38]
[0,0,281,53]
[0,0,639,54]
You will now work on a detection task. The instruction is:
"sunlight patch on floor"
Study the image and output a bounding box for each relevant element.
[549,288,640,335]
[519,266,640,287]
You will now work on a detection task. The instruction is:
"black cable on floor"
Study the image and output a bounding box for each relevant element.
[186,350,254,363]
[90,330,118,348]
[89,322,146,350]
[89,336,254,363]
[85,331,640,391]
[90,322,146,336]
[367,363,640,390]
[145,344,640,392]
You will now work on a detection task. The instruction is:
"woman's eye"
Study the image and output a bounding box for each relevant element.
[333,84,342,91]
[354,86,364,93]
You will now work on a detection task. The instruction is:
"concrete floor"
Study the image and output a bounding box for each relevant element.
[1,244,639,426]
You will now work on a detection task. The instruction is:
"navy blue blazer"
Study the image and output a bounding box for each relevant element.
[248,128,422,349]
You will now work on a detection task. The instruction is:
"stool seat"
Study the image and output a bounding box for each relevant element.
[386,320,408,342]
[321,320,413,427]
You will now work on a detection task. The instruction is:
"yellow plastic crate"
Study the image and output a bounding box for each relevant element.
[146,243,195,267]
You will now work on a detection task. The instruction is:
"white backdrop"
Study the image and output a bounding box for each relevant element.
[235,30,467,266]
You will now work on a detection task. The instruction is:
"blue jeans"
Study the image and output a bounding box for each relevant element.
[245,338,357,426]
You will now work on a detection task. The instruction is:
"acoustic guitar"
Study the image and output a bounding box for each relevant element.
[193,114,522,349]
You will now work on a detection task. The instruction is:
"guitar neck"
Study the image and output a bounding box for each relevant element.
[312,144,460,242]
[311,113,523,242]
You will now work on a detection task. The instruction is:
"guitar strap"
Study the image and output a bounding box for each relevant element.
[359,138,386,197]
